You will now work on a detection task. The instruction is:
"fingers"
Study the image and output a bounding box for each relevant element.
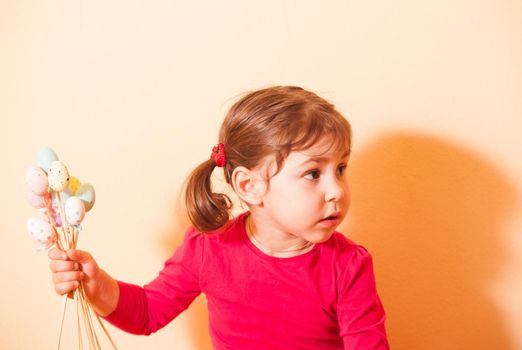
[66,249,93,264]
[48,247,91,296]
[52,270,85,284]
[48,247,67,261]
[49,248,84,273]
[52,270,85,295]
[49,259,80,273]
[54,281,80,296]
[48,247,93,265]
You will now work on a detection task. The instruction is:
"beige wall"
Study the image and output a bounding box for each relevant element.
[1,1,521,349]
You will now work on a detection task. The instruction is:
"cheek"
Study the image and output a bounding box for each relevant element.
[281,185,311,205]
[341,184,351,210]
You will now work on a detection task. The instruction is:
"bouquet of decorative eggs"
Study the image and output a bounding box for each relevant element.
[25,147,95,251]
[25,147,116,349]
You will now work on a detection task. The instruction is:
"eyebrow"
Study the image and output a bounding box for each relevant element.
[298,151,350,167]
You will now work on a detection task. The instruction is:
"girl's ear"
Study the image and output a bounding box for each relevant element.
[231,166,266,206]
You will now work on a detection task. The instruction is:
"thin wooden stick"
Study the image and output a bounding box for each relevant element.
[59,227,68,251]
[68,215,91,349]
[56,227,66,250]
[57,192,73,246]
[79,278,117,349]
[51,191,69,248]
[56,294,68,350]
[54,237,63,251]
[94,312,118,349]
[71,225,76,249]
[75,290,83,350]
[77,287,94,349]
[43,191,57,227]
[91,317,102,349]
[73,225,79,249]
[80,284,100,349]
[82,285,99,350]
[85,300,102,350]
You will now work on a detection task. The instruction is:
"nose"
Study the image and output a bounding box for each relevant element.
[324,177,344,203]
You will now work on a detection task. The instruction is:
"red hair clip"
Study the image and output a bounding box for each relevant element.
[211,143,226,167]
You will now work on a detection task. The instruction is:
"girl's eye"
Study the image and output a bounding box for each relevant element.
[304,170,320,180]
[337,164,347,176]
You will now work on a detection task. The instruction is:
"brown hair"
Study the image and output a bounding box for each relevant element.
[185,86,352,232]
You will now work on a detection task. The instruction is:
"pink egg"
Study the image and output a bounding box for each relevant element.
[25,190,46,209]
[26,217,55,249]
[26,166,49,196]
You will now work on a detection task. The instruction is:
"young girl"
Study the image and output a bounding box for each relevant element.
[49,86,389,349]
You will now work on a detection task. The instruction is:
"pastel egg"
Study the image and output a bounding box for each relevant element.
[25,190,46,209]
[26,217,54,244]
[36,147,59,173]
[65,196,85,225]
[26,166,49,195]
[76,183,95,212]
[48,161,70,191]
[60,189,72,203]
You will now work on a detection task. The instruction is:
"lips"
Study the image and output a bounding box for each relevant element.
[318,213,340,228]
[321,213,340,221]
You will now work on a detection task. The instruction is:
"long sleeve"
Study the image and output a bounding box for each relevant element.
[337,246,389,350]
[103,227,203,335]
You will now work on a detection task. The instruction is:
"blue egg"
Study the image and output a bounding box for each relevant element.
[36,147,59,174]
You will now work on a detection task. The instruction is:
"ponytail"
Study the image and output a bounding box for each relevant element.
[185,159,233,232]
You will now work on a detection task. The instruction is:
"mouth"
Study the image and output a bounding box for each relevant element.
[321,212,340,222]
[319,213,341,227]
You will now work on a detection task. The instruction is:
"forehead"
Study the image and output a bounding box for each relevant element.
[257,140,349,178]
[299,137,348,157]
[287,143,349,166]
[294,134,350,160]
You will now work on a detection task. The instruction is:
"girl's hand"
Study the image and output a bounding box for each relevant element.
[48,248,100,300]
[48,248,119,316]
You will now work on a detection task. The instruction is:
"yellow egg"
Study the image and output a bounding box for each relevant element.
[68,176,81,194]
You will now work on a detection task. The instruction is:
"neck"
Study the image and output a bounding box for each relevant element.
[245,214,315,256]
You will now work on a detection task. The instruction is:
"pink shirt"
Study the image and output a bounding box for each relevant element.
[104,212,389,349]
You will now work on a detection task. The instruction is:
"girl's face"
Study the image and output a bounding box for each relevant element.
[257,140,350,243]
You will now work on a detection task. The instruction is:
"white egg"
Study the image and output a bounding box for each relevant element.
[65,196,85,225]
[48,161,70,191]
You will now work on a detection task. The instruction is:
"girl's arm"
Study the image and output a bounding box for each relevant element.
[337,247,390,349]
[48,227,203,335]
[48,248,119,317]
[102,227,203,335]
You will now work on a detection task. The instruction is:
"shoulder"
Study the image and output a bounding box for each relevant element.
[181,212,246,250]
[323,231,372,260]
[321,232,375,279]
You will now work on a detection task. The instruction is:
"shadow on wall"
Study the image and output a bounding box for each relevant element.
[341,132,519,350]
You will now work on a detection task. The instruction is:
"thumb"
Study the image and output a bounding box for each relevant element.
[66,249,94,265]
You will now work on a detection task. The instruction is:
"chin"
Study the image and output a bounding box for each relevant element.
[308,230,336,244]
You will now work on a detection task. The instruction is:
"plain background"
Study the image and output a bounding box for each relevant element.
[1,1,521,349]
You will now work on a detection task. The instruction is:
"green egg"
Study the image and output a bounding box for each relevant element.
[76,183,96,212]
